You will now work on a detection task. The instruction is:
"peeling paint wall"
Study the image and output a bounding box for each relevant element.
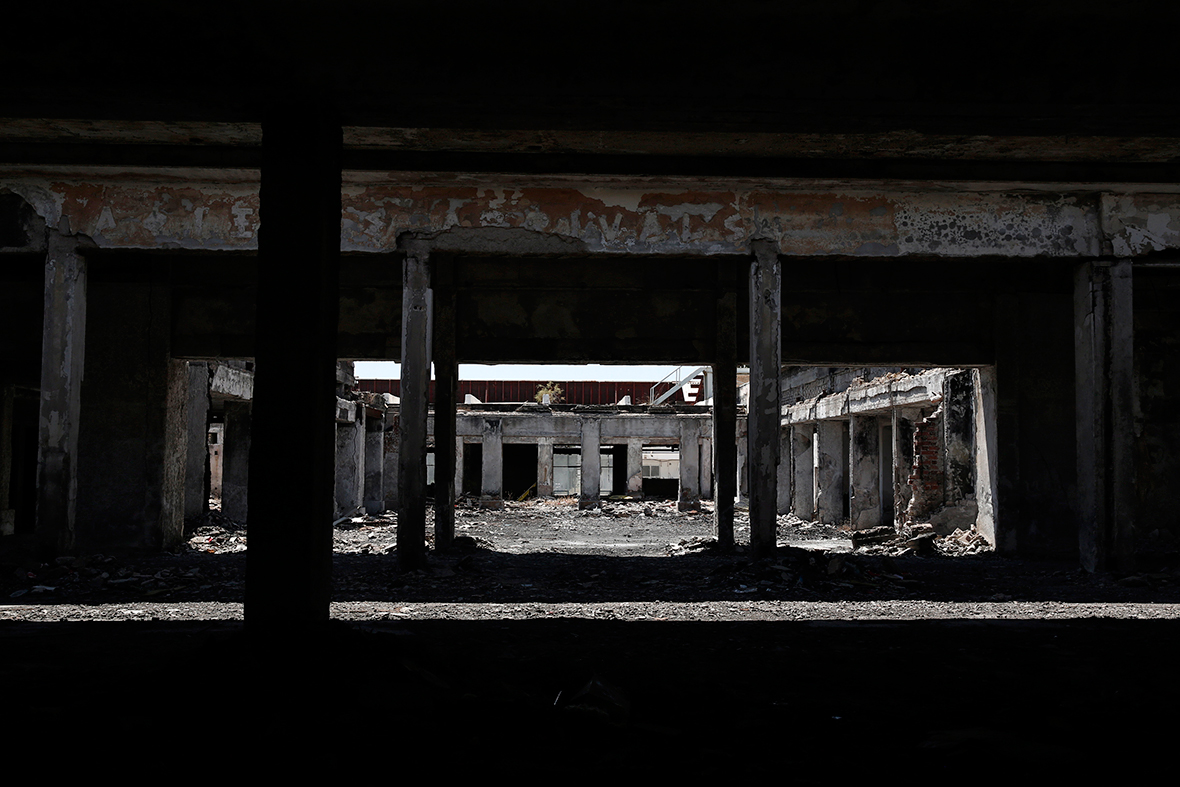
[3,175,1168,258]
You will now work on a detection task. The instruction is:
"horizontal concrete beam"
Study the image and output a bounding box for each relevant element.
[782,368,949,424]
[452,411,711,442]
[209,364,253,400]
[10,177,1180,259]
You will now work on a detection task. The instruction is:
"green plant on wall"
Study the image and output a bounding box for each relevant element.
[535,381,563,404]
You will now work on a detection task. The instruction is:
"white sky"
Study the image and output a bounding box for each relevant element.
[353,362,686,382]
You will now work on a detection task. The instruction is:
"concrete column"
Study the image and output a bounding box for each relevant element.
[35,232,86,555]
[480,417,503,509]
[334,406,364,518]
[455,437,465,500]
[678,418,701,511]
[791,423,815,520]
[537,438,555,498]
[433,254,457,550]
[382,411,400,511]
[364,411,384,514]
[624,439,643,497]
[713,263,738,548]
[748,239,782,558]
[245,102,340,627]
[579,418,601,509]
[737,418,748,505]
[222,401,252,522]
[183,363,211,519]
[777,425,792,514]
[397,239,432,568]
[1076,259,1135,572]
[849,414,881,530]
[160,359,189,548]
[699,435,713,499]
[973,368,998,546]
[814,420,847,524]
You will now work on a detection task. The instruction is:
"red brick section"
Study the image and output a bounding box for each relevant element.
[907,406,945,522]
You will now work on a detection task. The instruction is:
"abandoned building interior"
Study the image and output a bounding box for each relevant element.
[3,3,1180,773]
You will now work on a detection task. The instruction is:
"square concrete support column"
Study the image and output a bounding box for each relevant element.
[382,411,400,512]
[748,240,782,558]
[455,438,466,500]
[777,425,792,514]
[160,359,190,550]
[433,255,457,550]
[737,418,749,505]
[183,363,211,519]
[678,418,701,511]
[35,232,86,555]
[624,439,643,497]
[480,418,504,509]
[245,102,340,628]
[397,239,432,568]
[1076,259,1135,572]
[713,263,738,548]
[849,415,881,530]
[815,420,847,524]
[537,438,555,498]
[222,401,252,523]
[699,435,713,499]
[791,424,815,520]
[334,408,364,519]
[973,368,998,545]
[579,418,601,509]
[364,413,385,514]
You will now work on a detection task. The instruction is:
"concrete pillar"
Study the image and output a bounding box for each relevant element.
[433,255,457,550]
[1076,259,1135,572]
[777,425,792,514]
[382,411,400,511]
[579,418,601,509]
[455,437,465,500]
[397,239,432,568]
[973,368,998,546]
[737,418,748,505]
[678,418,701,511]
[364,411,384,514]
[849,414,881,530]
[748,239,782,558]
[624,439,643,497]
[334,406,364,518]
[537,438,555,497]
[183,363,211,519]
[791,423,815,520]
[222,401,252,522]
[35,232,86,554]
[699,435,713,499]
[160,359,190,549]
[245,102,340,627]
[814,420,847,524]
[713,263,738,548]
[480,417,503,509]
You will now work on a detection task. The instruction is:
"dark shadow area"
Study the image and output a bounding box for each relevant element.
[5,539,1180,607]
[3,615,1176,777]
